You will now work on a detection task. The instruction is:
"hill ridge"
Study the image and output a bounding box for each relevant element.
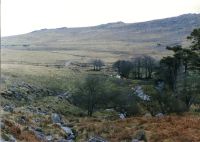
[2,13,200,52]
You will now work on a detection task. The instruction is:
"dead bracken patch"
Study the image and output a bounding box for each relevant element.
[75,115,200,142]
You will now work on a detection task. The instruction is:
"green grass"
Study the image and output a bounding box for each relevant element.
[1,63,82,91]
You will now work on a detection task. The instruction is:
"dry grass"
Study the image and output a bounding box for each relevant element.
[3,119,40,142]
[19,130,41,142]
[1,111,64,142]
[75,115,200,142]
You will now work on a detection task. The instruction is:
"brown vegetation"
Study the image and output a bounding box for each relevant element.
[2,119,40,142]
[75,114,200,142]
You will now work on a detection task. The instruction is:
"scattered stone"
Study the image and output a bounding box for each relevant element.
[1,133,10,141]
[119,113,126,119]
[27,106,37,113]
[32,118,42,123]
[115,75,121,79]
[29,127,46,141]
[35,127,43,132]
[155,113,164,118]
[58,139,74,142]
[3,105,14,112]
[54,122,76,140]
[105,108,115,112]
[155,81,165,92]
[14,93,23,100]
[57,91,72,101]
[1,133,16,142]
[134,130,146,141]
[0,137,5,142]
[66,140,74,142]
[66,134,75,140]
[132,139,139,142]
[143,113,152,118]
[0,121,5,129]
[46,135,53,141]
[62,126,73,134]
[35,132,46,141]
[37,109,48,115]
[134,86,150,101]
[9,135,17,142]
[61,126,75,140]
[88,136,108,142]
[18,116,27,124]
[51,113,62,123]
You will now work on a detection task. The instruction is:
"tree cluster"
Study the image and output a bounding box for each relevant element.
[71,28,200,117]
[90,59,105,71]
[113,55,156,79]
[71,74,140,116]
[155,28,200,111]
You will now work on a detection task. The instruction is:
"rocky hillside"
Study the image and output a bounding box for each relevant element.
[2,14,200,51]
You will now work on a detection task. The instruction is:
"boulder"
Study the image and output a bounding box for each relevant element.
[0,121,5,129]
[88,136,108,142]
[143,113,152,118]
[119,113,126,119]
[58,92,71,100]
[134,86,150,101]
[61,126,75,140]
[3,105,14,112]
[46,135,53,141]
[155,113,164,118]
[51,113,62,123]
[62,126,73,134]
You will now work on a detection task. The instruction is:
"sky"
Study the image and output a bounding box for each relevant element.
[1,0,200,36]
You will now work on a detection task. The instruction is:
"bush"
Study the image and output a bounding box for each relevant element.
[167,97,187,113]
[105,78,141,116]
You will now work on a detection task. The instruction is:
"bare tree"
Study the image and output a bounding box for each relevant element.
[143,56,156,79]
[71,75,105,116]
[131,55,156,79]
[91,59,105,71]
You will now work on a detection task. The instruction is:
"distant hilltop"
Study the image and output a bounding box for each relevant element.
[2,13,200,51]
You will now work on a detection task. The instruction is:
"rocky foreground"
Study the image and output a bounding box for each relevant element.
[1,82,200,142]
[1,104,200,142]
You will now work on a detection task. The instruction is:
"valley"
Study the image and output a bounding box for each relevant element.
[1,14,200,142]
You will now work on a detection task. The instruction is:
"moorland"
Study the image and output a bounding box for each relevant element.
[1,14,200,142]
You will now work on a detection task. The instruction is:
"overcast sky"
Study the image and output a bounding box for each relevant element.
[2,0,200,36]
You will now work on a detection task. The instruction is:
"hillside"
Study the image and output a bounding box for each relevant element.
[2,13,200,51]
